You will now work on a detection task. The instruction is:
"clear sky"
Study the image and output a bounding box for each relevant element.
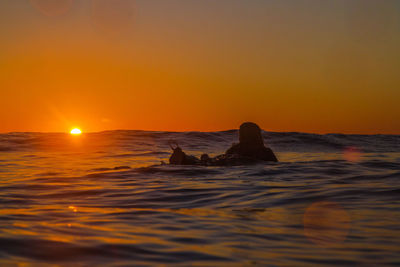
[1,0,399,134]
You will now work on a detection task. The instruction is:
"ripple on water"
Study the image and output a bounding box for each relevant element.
[0,131,399,266]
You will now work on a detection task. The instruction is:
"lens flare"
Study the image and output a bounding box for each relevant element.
[91,0,135,36]
[304,201,351,247]
[29,0,75,17]
[343,146,362,162]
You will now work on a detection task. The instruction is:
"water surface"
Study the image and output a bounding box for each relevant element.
[0,130,399,266]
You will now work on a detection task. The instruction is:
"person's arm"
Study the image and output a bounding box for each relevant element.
[262,147,278,162]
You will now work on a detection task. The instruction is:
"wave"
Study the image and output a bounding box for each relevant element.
[0,130,399,154]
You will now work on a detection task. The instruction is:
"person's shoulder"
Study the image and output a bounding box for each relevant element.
[260,146,278,162]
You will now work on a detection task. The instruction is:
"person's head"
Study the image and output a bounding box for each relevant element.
[169,146,184,164]
[239,122,264,146]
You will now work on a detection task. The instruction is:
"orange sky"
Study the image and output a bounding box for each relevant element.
[1,0,399,134]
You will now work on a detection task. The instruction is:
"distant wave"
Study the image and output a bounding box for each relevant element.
[0,130,398,153]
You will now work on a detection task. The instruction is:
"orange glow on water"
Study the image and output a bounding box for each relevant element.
[68,206,78,212]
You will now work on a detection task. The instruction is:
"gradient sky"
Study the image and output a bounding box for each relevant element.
[1,0,399,134]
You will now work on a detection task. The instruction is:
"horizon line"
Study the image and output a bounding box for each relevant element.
[0,129,399,136]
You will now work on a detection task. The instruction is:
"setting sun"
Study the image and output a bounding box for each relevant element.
[70,128,82,135]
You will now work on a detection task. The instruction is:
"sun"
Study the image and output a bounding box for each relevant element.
[70,128,82,135]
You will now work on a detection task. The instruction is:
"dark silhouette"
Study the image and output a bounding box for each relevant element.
[169,122,278,166]
[169,142,200,165]
[225,122,278,162]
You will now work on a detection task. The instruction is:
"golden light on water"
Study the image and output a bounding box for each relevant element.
[68,206,78,212]
[70,128,82,135]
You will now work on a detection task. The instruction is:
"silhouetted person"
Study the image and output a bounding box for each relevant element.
[169,142,200,165]
[168,122,278,166]
[225,122,278,162]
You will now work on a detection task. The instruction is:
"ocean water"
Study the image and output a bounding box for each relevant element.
[0,130,399,266]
